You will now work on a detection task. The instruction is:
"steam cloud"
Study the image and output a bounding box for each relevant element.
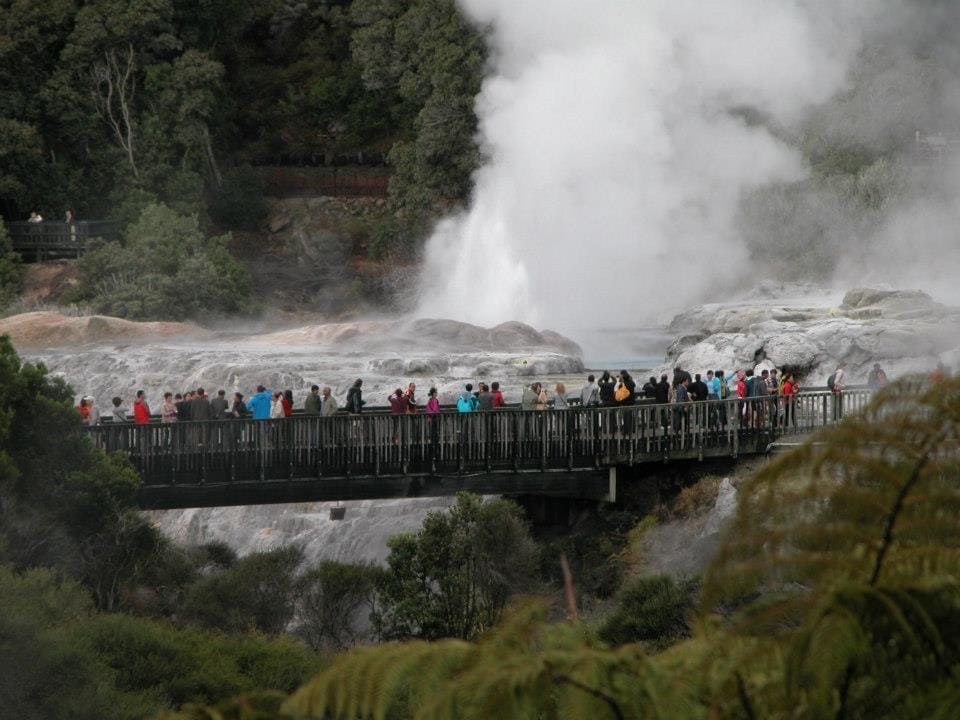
[417,0,960,331]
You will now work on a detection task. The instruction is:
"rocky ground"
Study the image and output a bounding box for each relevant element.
[659,286,960,385]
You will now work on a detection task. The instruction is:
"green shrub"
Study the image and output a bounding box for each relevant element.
[0,217,23,308]
[181,546,303,635]
[597,574,698,649]
[69,202,254,320]
[294,560,385,651]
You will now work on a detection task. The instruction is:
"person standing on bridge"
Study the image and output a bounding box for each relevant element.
[580,375,599,407]
[321,387,338,416]
[246,385,273,420]
[305,385,322,415]
[478,383,494,411]
[404,383,418,413]
[598,371,616,406]
[782,373,798,427]
[211,390,229,419]
[160,393,178,423]
[867,363,888,390]
[491,381,505,408]
[347,379,365,413]
[457,384,479,412]
[425,387,440,415]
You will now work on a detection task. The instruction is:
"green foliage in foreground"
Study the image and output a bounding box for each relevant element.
[68,202,254,320]
[0,565,321,720]
[216,377,960,720]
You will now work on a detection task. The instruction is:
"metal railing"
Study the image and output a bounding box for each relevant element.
[86,390,872,489]
[8,221,120,260]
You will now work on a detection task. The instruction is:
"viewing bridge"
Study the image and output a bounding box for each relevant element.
[88,390,872,510]
[8,221,120,261]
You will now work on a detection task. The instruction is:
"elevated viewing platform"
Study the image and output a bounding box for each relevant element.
[7,220,120,261]
[87,390,872,510]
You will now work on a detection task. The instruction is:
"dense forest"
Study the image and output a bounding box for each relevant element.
[0,0,484,222]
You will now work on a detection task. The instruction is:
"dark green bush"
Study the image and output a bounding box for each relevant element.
[597,574,698,648]
[208,166,269,232]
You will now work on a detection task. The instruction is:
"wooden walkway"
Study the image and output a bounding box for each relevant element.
[87,390,872,509]
[8,221,120,261]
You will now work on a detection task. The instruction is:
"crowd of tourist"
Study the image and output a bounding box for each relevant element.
[75,361,896,429]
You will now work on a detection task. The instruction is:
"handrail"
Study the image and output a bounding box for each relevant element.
[8,220,121,260]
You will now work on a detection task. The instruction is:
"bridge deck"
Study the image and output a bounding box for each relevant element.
[86,390,870,509]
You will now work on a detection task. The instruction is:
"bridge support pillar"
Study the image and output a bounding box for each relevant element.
[606,467,617,503]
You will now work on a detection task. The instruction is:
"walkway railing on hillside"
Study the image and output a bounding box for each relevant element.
[8,221,120,261]
[87,390,872,490]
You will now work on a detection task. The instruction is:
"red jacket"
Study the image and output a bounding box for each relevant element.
[281,397,293,417]
[492,390,504,408]
[133,399,151,424]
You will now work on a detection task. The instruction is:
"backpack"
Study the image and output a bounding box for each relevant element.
[456,394,473,413]
[827,373,836,392]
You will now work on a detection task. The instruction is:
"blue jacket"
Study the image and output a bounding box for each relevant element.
[246,390,273,420]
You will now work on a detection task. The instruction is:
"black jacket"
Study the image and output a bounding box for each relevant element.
[346,386,364,413]
[655,381,670,404]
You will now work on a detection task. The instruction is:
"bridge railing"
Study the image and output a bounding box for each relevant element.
[8,221,120,261]
[86,390,872,486]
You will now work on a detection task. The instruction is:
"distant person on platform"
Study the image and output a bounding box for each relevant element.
[28,211,42,223]
[305,385,322,415]
[580,374,599,407]
[321,387,338,416]
[346,378,365,413]
[246,385,273,420]
[553,383,569,409]
[404,382,418,413]
[457,383,479,412]
[110,396,130,422]
[160,393,178,423]
[598,371,616,406]
[389,389,406,415]
[211,389,229,419]
[478,383,494,411]
[521,382,539,411]
[867,363,888,391]
[655,374,670,404]
[231,392,247,418]
[491,381,505,408]
[133,390,151,424]
[191,388,213,422]
[270,392,285,419]
[642,376,658,400]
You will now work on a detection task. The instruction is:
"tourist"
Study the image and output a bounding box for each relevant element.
[270,392,285,419]
[598,371,616,406]
[534,383,549,411]
[642,376,658,399]
[304,385,322,415]
[655,374,670,404]
[110,396,130,422]
[673,376,692,431]
[616,370,636,405]
[28,211,42,223]
[346,379,365,413]
[404,382,418,413]
[211,389,229,419]
[76,397,91,424]
[389,389,406,415]
[521,382,538,411]
[65,209,75,224]
[282,389,293,417]
[246,385,273,420]
[691,373,708,402]
[321,387,338,416]
[457,384,479,412]
[867,363,888,390]
[133,390,151,424]
[832,364,846,420]
[554,383,569,409]
[580,374,599,407]
[191,387,213,422]
[160,392,178,422]
[425,387,440,415]
[175,392,191,421]
[491,381,505,408]
[478,383,494,411]
[706,370,720,401]
[231,392,247,418]
[782,373,798,426]
[84,396,100,425]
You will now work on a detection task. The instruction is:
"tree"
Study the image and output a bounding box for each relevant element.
[294,560,385,651]
[68,202,254,320]
[181,546,304,635]
[0,217,23,308]
[375,492,540,641]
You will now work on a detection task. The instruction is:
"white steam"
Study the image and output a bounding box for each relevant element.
[417,0,889,330]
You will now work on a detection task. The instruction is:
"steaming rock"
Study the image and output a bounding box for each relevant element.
[0,311,209,348]
[661,288,960,382]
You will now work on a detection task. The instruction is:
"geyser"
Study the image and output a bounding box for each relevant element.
[416,1,887,331]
